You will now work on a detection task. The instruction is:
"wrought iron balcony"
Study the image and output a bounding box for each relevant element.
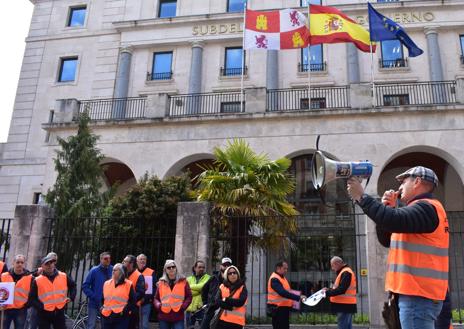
[375,81,457,107]
[379,58,408,68]
[168,91,245,117]
[297,62,327,72]
[146,71,173,81]
[220,66,248,76]
[266,86,350,111]
[78,97,147,121]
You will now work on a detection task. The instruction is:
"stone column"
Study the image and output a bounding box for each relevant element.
[266,50,279,111]
[188,41,204,114]
[425,27,444,82]
[113,46,133,118]
[347,44,360,84]
[9,205,53,270]
[174,202,210,274]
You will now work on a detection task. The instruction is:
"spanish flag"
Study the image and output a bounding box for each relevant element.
[309,4,375,53]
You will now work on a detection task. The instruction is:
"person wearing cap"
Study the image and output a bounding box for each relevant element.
[185,260,210,328]
[213,266,247,329]
[153,260,192,329]
[101,263,136,329]
[29,254,76,329]
[136,254,156,329]
[347,166,448,329]
[83,252,113,329]
[122,255,145,329]
[267,260,306,329]
[322,256,357,329]
[0,254,32,329]
[199,257,232,329]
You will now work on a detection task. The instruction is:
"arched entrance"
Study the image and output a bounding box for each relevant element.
[101,158,137,196]
[164,154,215,187]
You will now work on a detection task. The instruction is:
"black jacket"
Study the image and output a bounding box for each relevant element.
[30,269,76,312]
[358,193,439,247]
[325,265,357,314]
[214,279,247,311]
[202,271,222,305]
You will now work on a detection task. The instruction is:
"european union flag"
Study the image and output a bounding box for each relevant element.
[368,2,423,57]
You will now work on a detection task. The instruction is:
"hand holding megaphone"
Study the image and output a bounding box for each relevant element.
[347,177,366,202]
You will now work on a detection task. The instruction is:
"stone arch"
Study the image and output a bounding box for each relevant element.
[100,157,137,196]
[163,153,215,186]
[377,146,464,211]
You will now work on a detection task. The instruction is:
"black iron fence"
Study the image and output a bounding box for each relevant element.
[266,86,350,112]
[379,58,408,68]
[146,71,172,81]
[210,213,368,325]
[220,66,248,76]
[78,97,146,121]
[375,81,457,106]
[0,218,13,261]
[168,92,245,117]
[449,211,464,324]
[298,62,327,72]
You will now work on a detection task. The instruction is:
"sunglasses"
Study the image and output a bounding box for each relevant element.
[227,272,238,276]
[167,266,176,270]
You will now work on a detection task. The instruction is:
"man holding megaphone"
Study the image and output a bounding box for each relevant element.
[347,166,448,329]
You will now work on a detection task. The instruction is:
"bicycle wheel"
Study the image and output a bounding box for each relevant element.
[72,316,88,329]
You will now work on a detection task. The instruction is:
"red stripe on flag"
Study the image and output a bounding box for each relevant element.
[245,9,280,33]
[280,26,310,49]
[309,4,358,25]
[310,33,375,53]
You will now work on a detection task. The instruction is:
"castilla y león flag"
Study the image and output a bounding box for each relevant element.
[309,4,375,53]
[244,9,310,50]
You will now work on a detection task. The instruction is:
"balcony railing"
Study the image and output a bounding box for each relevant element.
[375,81,457,107]
[298,62,327,72]
[78,97,146,121]
[168,92,245,117]
[220,66,248,76]
[147,71,173,81]
[266,86,350,112]
[379,58,408,68]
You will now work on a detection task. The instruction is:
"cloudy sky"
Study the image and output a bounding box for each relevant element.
[0,2,34,142]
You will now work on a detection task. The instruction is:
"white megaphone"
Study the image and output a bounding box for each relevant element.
[311,150,373,189]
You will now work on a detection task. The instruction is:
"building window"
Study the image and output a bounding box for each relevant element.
[221,47,245,76]
[227,0,245,12]
[380,40,406,68]
[67,6,86,27]
[300,45,325,72]
[158,0,177,18]
[383,94,410,106]
[460,35,464,64]
[151,52,173,80]
[58,57,78,82]
[301,0,321,5]
[300,98,326,109]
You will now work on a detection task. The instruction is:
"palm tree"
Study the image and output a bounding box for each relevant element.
[196,139,299,271]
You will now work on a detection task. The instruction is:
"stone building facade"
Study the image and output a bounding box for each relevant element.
[1,0,464,327]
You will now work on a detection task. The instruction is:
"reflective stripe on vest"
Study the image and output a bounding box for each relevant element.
[101,279,132,317]
[385,198,449,301]
[159,280,186,313]
[36,272,68,311]
[267,272,293,307]
[219,284,247,326]
[1,272,32,309]
[329,267,357,305]
[128,270,143,306]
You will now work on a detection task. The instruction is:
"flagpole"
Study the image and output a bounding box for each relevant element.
[240,1,247,113]
[307,3,311,110]
[370,41,375,108]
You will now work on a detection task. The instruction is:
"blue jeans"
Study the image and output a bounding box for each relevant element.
[336,313,352,329]
[4,308,27,329]
[159,320,184,329]
[398,294,443,329]
[102,316,129,329]
[87,306,99,329]
[139,304,151,329]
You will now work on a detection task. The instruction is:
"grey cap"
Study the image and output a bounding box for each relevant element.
[395,166,439,186]
[41,254,57,265]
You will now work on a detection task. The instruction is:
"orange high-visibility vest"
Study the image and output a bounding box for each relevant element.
[128,269,143,306]
[329,267,357,304]
[0,262,4,274]
[385,198,449,301]
[36,271,68,311]
[140,268,154,291]
[1,272,32,309]
[158,279,186,313]
[267,272,293,307]
[101,279,132,317]
[219,284,247,326]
